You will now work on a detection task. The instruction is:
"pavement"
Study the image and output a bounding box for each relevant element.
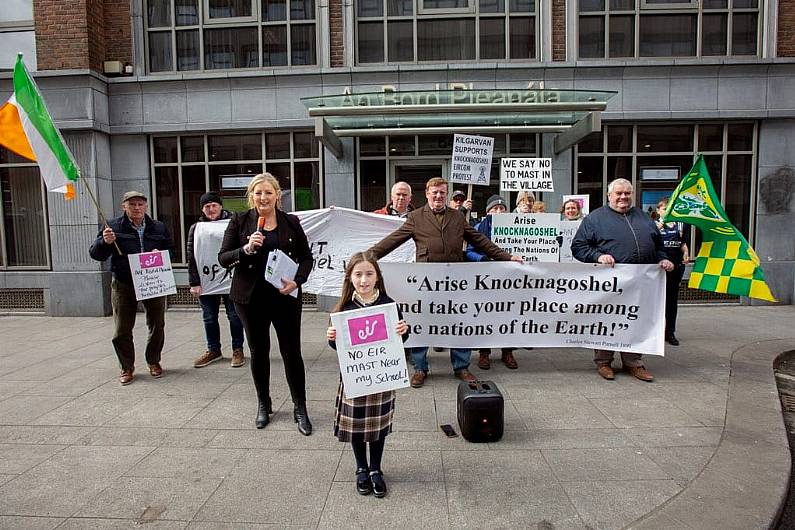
[0,304,791,530]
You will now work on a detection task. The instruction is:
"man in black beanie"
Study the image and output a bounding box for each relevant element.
[188,192,247,368]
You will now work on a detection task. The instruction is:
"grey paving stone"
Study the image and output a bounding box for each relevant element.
[58,518,188,529]
[542,447,670,482]
[0,445,152,517]
[0,425,94,445]
[624,426,723,448]
[513,396,616,430]
[378,430,489,451]
[207,427,343,451]
[317,481,449,530]
[80,427,219,448]
[643,446,716,487]
[187,523,307,530]
[105,397,212,429]
[0,443,66,474]
[650,382,728,427]
[390,395,440,432]
[0,473,16,486]
[125,447,246,479]
[76,476,223,521]
[562,479,682,530]
[195,449,339,525]
[0,396,74,425]
[494,428,635,450]
[0,380,38,400]
[0,515,64,529]
[19,369,115,397]
[334,448,443,483]
[589,398,704,428]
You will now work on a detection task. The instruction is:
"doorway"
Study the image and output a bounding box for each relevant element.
[390,160,447,211]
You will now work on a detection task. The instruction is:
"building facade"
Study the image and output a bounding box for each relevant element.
[0,0,794,315]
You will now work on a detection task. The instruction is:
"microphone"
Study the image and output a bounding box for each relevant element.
[257,216,266,234]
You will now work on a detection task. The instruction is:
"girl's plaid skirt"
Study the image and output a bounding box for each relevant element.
[333,379,395,442]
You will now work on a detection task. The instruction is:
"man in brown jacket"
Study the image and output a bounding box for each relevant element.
[369,177,522,387]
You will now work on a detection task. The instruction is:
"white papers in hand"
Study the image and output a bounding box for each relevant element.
[264,249,299,298]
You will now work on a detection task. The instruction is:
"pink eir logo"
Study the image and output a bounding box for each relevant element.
[139,252,163,269]
[348,313,388,346]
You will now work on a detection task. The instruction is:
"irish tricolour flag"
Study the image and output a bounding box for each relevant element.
[0,54,79,199]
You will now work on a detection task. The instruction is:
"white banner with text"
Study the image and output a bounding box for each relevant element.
[380,261,665,355]
[194,220,232,296]
[128,250,177,301]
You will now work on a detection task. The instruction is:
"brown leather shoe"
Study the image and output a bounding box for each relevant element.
[624,365,654,382]
[501,350,518,369]
[596,364,615,380]
[231,348,245,368]
[455,369,477,383]
[478,351,490,370]
[148,363,163,378]
[410,370,427,388]
[119,369,134,386]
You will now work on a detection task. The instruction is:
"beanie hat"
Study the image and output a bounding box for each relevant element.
[486,194,507,213]
[200,191,222,207]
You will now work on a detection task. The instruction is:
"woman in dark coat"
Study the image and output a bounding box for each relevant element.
[218,173,314,434]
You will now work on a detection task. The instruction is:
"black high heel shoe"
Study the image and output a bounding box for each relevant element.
[293,403,313,436]
[255,398,271,429]
[355,467,372,495]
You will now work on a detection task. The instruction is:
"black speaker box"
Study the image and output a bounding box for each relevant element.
[456,380,504,443]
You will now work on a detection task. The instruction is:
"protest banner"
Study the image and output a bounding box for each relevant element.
[128,250,177,301]
[294,207,415,297]
[563,194,590,215]
[500,158,553,192]
[193,219,232,296]
[559,220,582,263]
[491,213,560,262]
[330,302,410,398]
[381,261,665,355]
[450,134,494,186]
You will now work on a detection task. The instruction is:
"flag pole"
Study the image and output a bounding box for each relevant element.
[81,180,122,255]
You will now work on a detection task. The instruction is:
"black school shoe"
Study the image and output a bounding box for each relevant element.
[369,470,387,498]
[355,468,372,495]
[665,333,680,346]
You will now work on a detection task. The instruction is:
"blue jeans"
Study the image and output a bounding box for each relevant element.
[408,347,471,372]
[199,294,244,352]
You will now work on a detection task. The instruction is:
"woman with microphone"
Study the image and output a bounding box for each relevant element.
[219,173,314,434]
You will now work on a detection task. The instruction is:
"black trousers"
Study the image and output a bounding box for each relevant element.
[665,264,685,335]
[234,283,307,406]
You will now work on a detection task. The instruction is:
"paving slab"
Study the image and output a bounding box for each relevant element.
[0,306,791,529]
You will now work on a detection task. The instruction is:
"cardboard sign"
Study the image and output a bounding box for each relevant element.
[330,302,410,399]
[500,158,553,192]
[491,213,560,262]
[194,220,232,296]
[128,250,177,301]
[450,134,495,186]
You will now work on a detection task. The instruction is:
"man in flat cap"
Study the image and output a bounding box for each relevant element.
[89,191,174,386]
[187,191,246,369]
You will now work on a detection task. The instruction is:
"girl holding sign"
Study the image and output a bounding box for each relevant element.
[327,252,409,498]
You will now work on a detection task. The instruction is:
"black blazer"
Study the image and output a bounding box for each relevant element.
[218,208,314,305]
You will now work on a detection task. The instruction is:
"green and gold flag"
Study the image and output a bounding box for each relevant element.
[663,155,776,302]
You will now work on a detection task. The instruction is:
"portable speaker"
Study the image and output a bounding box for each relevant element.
[456,380,504,443]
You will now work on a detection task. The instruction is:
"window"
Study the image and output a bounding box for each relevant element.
[150,132,321,263]
[578,0,759,59]
[0,146,49,268]
[0,0,36,70]
[575,122,757,244]
[145,0,317,72]
[357,133,539,212]
[356,0,537,64]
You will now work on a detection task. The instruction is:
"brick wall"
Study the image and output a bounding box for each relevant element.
[104,0,132,65]
[552,0,566,61]
[33,0,130,72]
[329,0,345,67]
[780,0,795,57]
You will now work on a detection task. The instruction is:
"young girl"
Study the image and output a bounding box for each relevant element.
[327,251,409,498]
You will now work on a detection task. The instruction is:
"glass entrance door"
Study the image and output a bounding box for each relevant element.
[391,160,447,211]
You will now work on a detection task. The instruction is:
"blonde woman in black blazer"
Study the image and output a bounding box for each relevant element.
[218,173,314,434]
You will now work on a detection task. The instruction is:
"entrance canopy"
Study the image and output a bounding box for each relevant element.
[302,89,616,158]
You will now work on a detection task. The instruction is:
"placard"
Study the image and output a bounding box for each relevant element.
[381,261,666,355]
[330,303,410,399]
[500,158,553,192]
[193,220,232,296]
[128,250,177,301]
[559,219,582,263]
[450,134,494,186]
[491,213,560,262]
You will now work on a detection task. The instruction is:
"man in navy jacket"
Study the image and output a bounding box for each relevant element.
[571,179,673,382]
[89,191,174,386]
